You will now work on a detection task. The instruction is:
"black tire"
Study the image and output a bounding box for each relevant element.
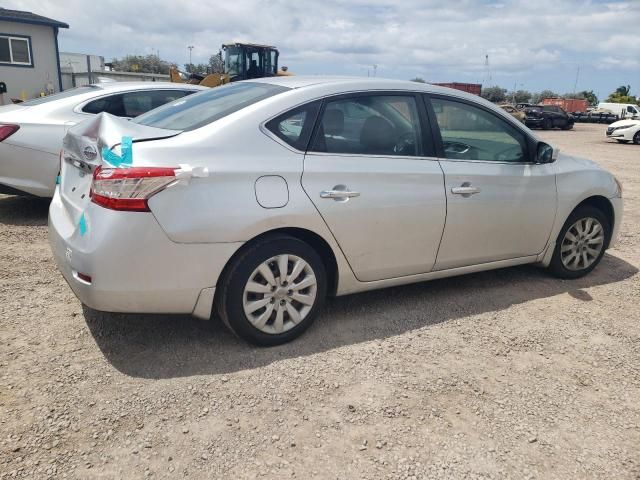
[548,205,610,279]
[216,234,327,346]
[562,122,574,130]
[542,118,553,130]
[633,131,640,145]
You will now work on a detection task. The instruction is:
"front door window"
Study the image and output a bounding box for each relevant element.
[431,98,527,163]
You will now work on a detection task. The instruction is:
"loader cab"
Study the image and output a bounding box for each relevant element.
[223,43,279,81]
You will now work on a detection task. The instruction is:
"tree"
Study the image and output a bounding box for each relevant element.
[530,90,559,104]
[185,63,210,74]
[111,54,174,75]
[579,90,598,106]
[481,85,507,103]
[410,77,426,83]
[606,85,637,104]
[512,89,532,103]
[184,52,224,75]
[615,85,631,96]
[209,51,224,74]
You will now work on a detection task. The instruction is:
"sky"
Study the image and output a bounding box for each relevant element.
[7,0,640,98]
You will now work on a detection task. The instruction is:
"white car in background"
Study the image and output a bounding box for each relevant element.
[606,119,640,144]
[0,82,206,197]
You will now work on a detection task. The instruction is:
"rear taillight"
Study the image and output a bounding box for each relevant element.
[90,166,178,212]
[0,124,19,141]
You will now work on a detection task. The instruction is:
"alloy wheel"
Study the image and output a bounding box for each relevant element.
[560,217,605,271]
[242,254,317,334]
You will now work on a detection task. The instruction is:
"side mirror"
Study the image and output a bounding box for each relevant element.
[536,142,559,164]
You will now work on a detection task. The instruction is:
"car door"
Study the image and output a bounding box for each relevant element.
[426,95,557,270]
[301,93,446,282]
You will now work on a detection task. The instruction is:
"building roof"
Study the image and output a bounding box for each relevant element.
[0,8,69,29]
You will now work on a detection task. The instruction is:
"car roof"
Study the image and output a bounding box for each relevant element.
[91,82,207,92]
[249,75,483,101]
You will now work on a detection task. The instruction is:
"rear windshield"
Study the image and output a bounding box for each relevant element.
[133,82,289,131]
[20,86,102,105]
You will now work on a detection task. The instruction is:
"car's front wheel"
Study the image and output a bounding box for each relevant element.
[548,206,610,279]
[216,234,327,346]
[633,131,640,145]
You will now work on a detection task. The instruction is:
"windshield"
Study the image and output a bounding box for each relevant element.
[20,86,102,105]
[225,46,242,78]
[133,82,289,131]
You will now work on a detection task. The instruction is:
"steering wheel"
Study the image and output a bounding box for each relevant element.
[393,131,416,155]
[493,144,523,162]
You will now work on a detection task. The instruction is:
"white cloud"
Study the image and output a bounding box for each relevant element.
[5,0,640,93]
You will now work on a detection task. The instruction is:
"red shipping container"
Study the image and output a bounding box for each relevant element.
[432,82,482,96]
[541,97,589,113]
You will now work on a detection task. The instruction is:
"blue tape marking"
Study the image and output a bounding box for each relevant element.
[55,175,60,185]
[101,147,123,167]
[120,136,133,165]
[101,136,134,167]
[78,212,87,236]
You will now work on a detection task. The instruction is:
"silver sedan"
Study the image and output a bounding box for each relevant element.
[49,77,623,345]
[0,82,206,197]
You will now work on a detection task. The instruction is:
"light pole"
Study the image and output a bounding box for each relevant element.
[187,45,194,71]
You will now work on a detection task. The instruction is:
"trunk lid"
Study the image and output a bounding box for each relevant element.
[60,112,180,222]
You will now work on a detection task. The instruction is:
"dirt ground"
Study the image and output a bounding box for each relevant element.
[1,123,638,480]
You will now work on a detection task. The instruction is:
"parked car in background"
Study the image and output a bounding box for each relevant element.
[0,82,206,197]
[606,119,640,144]
[597,102,640,120]
[499,104,526,123]
[49,77,623,345]
[524,104,574,130]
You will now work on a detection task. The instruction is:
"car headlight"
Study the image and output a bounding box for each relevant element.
[614,176,623,198]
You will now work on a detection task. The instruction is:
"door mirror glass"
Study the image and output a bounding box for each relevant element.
[537,142,558,163]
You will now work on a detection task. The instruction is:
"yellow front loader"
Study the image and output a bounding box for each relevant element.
[170,42,292,88]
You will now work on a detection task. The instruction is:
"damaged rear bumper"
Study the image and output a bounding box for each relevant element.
[48,188,242,319]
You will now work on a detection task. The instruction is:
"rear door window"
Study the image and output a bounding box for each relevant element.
[309,95,423,157]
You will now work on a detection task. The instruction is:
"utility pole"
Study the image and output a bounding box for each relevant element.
[188,45,194,71]
[573,65,580,95]
[373,64,377,77]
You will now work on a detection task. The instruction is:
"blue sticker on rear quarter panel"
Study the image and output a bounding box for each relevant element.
[101,136,134,167]
[120,136,133,165]
[102,147,123,167]
[78,212,87,236]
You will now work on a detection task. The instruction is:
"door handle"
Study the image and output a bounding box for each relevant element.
[451,183,481,197]
[320,190,361,199]
[320,185,360,201]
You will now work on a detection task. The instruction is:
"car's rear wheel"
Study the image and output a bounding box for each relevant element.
[562,122,573,130]
[548,205,610,279]
[216,234,326,346]
[542,118,553,130]
[633,131,640,145]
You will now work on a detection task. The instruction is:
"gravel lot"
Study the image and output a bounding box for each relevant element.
[1,123,638,479]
